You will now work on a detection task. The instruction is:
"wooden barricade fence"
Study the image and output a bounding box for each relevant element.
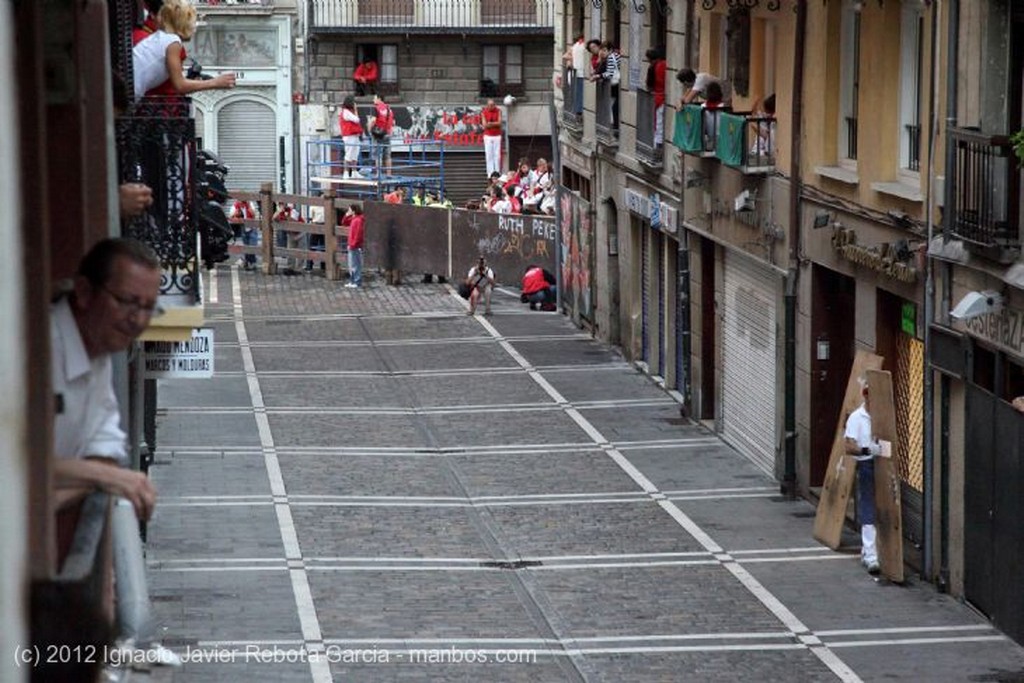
[228,183,357,280]
[226,183,557,282]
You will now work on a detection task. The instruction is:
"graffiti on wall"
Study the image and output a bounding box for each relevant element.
[560,190,593,322]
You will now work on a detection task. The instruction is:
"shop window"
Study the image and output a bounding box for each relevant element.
[481,45,523,98]
[972,344,996,393]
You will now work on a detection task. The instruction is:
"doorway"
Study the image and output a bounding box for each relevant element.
[809,265,855,486]
[700,237,716,420]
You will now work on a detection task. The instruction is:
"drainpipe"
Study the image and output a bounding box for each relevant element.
[549,96,564,311]
[782,0,807,500]
[937,0,959,590]
[676,0,696,417]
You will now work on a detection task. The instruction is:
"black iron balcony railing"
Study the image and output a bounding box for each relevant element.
[905,123,921,172]
[561,66,582,133]
[193,0,271,6]
[845,116,858,160]
[714,111,775,173]
[310,0,554,34]
[636,88,664,166]
[595,80,618,144]
[947,126,1019,253]
[116,96,199,297]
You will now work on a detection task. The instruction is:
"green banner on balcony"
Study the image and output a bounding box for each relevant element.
[673,105,704,153]
[716,112,747,167]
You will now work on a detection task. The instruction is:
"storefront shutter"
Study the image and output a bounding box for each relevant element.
[217,99,277,192]
[721,252,779,474]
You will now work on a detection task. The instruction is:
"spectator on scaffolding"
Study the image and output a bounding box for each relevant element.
[132,0,236,98]
[507,185,524,214]
[522,158,552,215]
[353,56,379,97]
[412,185,431,206]
[384,187,406,204]
[429,189,454,209]
[504,158,533,196]
[481,171,501,205]
[369,94,395,175]
[339,95,364,179]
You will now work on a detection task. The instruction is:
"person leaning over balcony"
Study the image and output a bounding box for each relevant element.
[482,99,504,177]
[566,34,587,115]
[132,0,235,97]
[749,93,777,159]
[51,238,161,523]
[676,67,722,107]
[587,38,602,74]
[339,95,364,178]
[353,56,379,96]
[645,46,667,145]
[701,81,726,151]
[591,41,621,130]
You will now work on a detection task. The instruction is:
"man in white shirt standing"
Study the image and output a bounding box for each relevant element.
[844,378,882,575]
[51,238,161,522]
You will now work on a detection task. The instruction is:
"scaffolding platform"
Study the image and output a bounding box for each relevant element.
[306,138,447,201]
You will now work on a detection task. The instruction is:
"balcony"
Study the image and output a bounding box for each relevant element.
[595,80,618,146]
[947,126,1020,261]
[673,103,723,157]
[309,0,554,34]
[715,111,775,174]
[560,66,583,134]
[636,88,665,168]
[193,0,277,13]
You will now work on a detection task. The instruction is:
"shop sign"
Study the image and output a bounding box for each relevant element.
[144,328,215,379]
[959,308,1024,358]
[622,188,678,234]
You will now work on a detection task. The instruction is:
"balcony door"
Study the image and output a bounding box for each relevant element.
[1012,4,1024,237]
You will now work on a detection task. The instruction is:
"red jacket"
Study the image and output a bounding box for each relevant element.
[347,214,365,249]
[482,105,502,137]
[373,101,394,134]
[354,61,378,84]
[339,107,363,137]
[521,267,548,295]
[652,59,667,107]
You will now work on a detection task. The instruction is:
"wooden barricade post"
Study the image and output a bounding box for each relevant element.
[323,189,337,280]
[259,182,276,274]
[813,350,885,549]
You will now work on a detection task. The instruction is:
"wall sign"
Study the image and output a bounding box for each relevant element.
[959,308,1024,359]
[144,328,215,379]
[622,188,678,234]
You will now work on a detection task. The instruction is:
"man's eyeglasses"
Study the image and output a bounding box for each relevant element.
[100,284,165,318]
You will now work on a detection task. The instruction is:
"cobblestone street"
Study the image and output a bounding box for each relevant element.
[145,267,1024,682]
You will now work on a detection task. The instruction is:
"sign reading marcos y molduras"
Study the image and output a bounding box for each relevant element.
[144,328,215,379]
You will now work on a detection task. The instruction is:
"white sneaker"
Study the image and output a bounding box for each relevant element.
[345,282,358,288]
[350,170,364,179]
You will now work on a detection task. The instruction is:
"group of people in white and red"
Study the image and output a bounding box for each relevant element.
[481,157,554,216]
[338,94,395,178]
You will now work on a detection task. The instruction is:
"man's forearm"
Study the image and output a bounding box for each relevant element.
[52,457,120,489]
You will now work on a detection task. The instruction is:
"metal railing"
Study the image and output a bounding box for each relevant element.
[561,66,583,133]
[116,96,199,298]
[947,126,1018,249]
[713,111,775,173]
[636,88,664,165]
[905,123,921,172]
[309,0,554,33]
[595,80,618,143]
[193,0,270,5]
[744,114,776,170]
[845,116,858,160]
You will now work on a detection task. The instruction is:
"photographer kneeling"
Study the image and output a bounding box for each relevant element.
[521,265,557,311]
[463,256,495,316]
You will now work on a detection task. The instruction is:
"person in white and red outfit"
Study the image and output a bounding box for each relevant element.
[229,199,258,270]
[339,95,364,178]
[370,94,395,175]
[482,99,503,177]
[345,204,365,288]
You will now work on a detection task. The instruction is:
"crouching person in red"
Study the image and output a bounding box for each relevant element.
[520,265,557,311]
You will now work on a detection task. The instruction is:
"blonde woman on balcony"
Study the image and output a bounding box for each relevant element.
[132,0,236,98]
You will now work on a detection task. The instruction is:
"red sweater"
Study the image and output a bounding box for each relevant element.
[347,214,364,249]
[339,108,363,137]
[521,267,548,295]
[354,61,378,83]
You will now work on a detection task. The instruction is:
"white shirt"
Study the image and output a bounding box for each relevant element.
[691,72,719,96]
[571,40,587,73]
[467,266,495,291]
[50,298,127,463]
[132,30,182,96]
[844,404,873,462]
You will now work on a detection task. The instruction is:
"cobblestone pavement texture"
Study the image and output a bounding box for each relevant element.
[145,266,1024,681]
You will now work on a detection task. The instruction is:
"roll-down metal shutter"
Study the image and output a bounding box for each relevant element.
[641,222,650,364]
[721,252,778,474]
[398,151,485,206]
[217,99,277,192]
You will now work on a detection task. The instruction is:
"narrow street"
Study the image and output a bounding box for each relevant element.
[145,268,1024,682]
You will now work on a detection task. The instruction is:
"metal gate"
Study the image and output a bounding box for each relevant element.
[721,253,778,474]
[217,98,277,191]
[964,384,1024,644]
[653,229,664,376]
[641,220,649,364]
[894,333,925,566]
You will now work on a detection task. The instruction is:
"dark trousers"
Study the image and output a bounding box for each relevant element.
[857,458,875,526]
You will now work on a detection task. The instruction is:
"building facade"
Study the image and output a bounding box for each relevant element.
[302,0,556,202]
[557,0,1024,645]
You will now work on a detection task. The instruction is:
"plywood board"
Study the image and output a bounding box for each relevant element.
[813,350,885,549]
[867,369,904,583]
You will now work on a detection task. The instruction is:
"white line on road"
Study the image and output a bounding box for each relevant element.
[231,266,331,683]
